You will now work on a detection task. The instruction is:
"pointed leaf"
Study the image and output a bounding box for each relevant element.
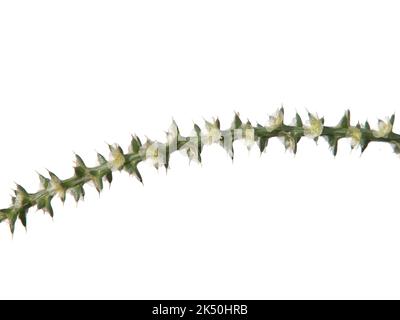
[70,186,85,202]
[97,153,107,165]
[75,154,86,168]
[14,184,30,208]
[224,142,234,160]
[194,123,201,136]
[5,209,18,234]
[165,145,170,170]
[293,141,298,154]
[105,171,113,184]
[45,197,54,217]
[91,175,103,193]
[232,113,242,129]
[327,135,339,156]
[258,136,268,153]
[37,195,54,217]
[215,118,221,129]
[74,155,87,177]
[48,171,66,203]
[18,208,27,228]
[48,171,61,184]
[130,135,142,154]
[338,110,350,129]
[16,184,28,196]
[360,138,370,153]
[295,113,303,127]
[124,162,143,183]
[105,170,112,184]
[133,167,143,183]
[9,216,17,234]
[390,114,395,126]
[38,173,50,189]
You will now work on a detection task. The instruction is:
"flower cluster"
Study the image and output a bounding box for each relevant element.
[1,109,398,235]
[266,108,284,132]
[304,113,324,139]
[373,117,393,138]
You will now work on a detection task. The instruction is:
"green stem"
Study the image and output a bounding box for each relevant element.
[1,110,399,234]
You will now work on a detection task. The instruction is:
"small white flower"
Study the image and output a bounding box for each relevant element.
[204,119,222,145]
[145,141,166,169]
[179,132,200,162]
[347,126,362,148]
[281,134,296,153]
[266,108,284,132]
[186,141,200,162]
[166,120,179,145]
[109,144,125,170]
[239,122,255,149]
[244,127,255,149]
[304,113,324,139]
[373,118,392,138]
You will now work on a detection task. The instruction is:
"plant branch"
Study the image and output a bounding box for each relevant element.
[0,109,398,234]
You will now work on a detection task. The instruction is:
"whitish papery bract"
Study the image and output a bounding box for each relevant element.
[0,109,398,234]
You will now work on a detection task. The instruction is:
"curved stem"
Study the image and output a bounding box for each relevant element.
[1,110,399,234]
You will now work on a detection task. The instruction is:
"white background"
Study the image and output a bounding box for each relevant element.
[1,0,400,299]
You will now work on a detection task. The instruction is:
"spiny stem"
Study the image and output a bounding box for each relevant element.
[0,109,399,234]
